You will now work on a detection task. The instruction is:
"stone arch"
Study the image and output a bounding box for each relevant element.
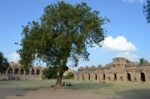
[14,68,19,75]
[103,74,105,80]
[114,73,117,81]
[7,67,13,75]
[120,77,123,81]
[31,68,35,75]
[26,69,30,75]
[20,68,24,75]
[36,69,40,75]
[95,74,98,80]
[88,74,90,80]
[127,73,131,81]
[108,77,111,81]
[141,72,146,82]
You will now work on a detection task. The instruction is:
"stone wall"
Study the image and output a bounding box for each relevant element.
[0,62,45,80]
[75,57,150,82]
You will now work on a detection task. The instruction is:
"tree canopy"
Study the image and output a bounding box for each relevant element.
[19,1,106,85]
[144,0,150,22]
[0,52,9,74]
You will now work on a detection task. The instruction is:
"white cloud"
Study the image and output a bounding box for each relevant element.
[8,52,20,62]
[101,36,138,61]
[122,0,145,3]
[101,36,136,52]
[116,52,139,61]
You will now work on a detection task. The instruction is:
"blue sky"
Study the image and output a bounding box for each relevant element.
[0,0,150,68]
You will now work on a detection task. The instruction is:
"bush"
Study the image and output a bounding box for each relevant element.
[63,71,74,79]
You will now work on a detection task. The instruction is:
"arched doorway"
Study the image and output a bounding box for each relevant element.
[95,74,97,80]
[127,73,131,81]
[141,72,146,81]
[20,69,24,75]
[88,74,90,80]
[114,73,117,81]
[31,69,35,75]
[36,69,40,75]
[14,68,19,75]
[103,74,105,80]
[26,69,30,75]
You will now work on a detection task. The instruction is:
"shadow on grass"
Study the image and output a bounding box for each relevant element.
[114,89,150,99]
[0,87,43,99]
[68,82,113,90]
[0,80,55,99]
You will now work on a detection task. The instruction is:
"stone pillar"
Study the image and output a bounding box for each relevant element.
[35,70,37,75]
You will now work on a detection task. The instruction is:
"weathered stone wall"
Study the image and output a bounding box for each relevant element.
[0,62,45,80]
[75,57,150,82]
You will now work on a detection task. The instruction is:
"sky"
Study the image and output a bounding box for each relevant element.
[0,0,150,69]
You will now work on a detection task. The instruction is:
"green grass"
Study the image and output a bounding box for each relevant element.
[65,80,150,99]
[0,80,55,89]
[1,80,150,99]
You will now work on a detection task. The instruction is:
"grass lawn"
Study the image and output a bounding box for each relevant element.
[0,80,150,99]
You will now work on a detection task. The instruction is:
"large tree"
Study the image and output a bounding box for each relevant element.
[19,1,106,86]
[0,52,9,74]
[144,0,150,22]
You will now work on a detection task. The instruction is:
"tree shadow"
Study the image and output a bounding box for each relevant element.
[68,82,113,90]
[114,89,150,99]
[0,87,44,99]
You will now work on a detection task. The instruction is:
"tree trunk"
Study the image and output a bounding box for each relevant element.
[55,69,64,87]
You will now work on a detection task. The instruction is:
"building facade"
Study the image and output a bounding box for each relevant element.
[75,57,150,82]
[0,62,45,80]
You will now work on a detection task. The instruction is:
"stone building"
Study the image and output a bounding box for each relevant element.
[75,57,150,82]
[0,62,45,80]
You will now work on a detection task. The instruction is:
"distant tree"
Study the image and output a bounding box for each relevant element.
[19,1,106,86]
[63,71,74,79]
[0,52,9,74]
[42,67,58,79]
[144,0,150,22]
[139,58,149,65]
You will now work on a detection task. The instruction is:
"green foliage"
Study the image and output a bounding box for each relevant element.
[19,1,106,83]
[42,67,58,79]
[0,52,9,74]
[63,71,74,79]
[139,58,150,65]
[144,0,150,23]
